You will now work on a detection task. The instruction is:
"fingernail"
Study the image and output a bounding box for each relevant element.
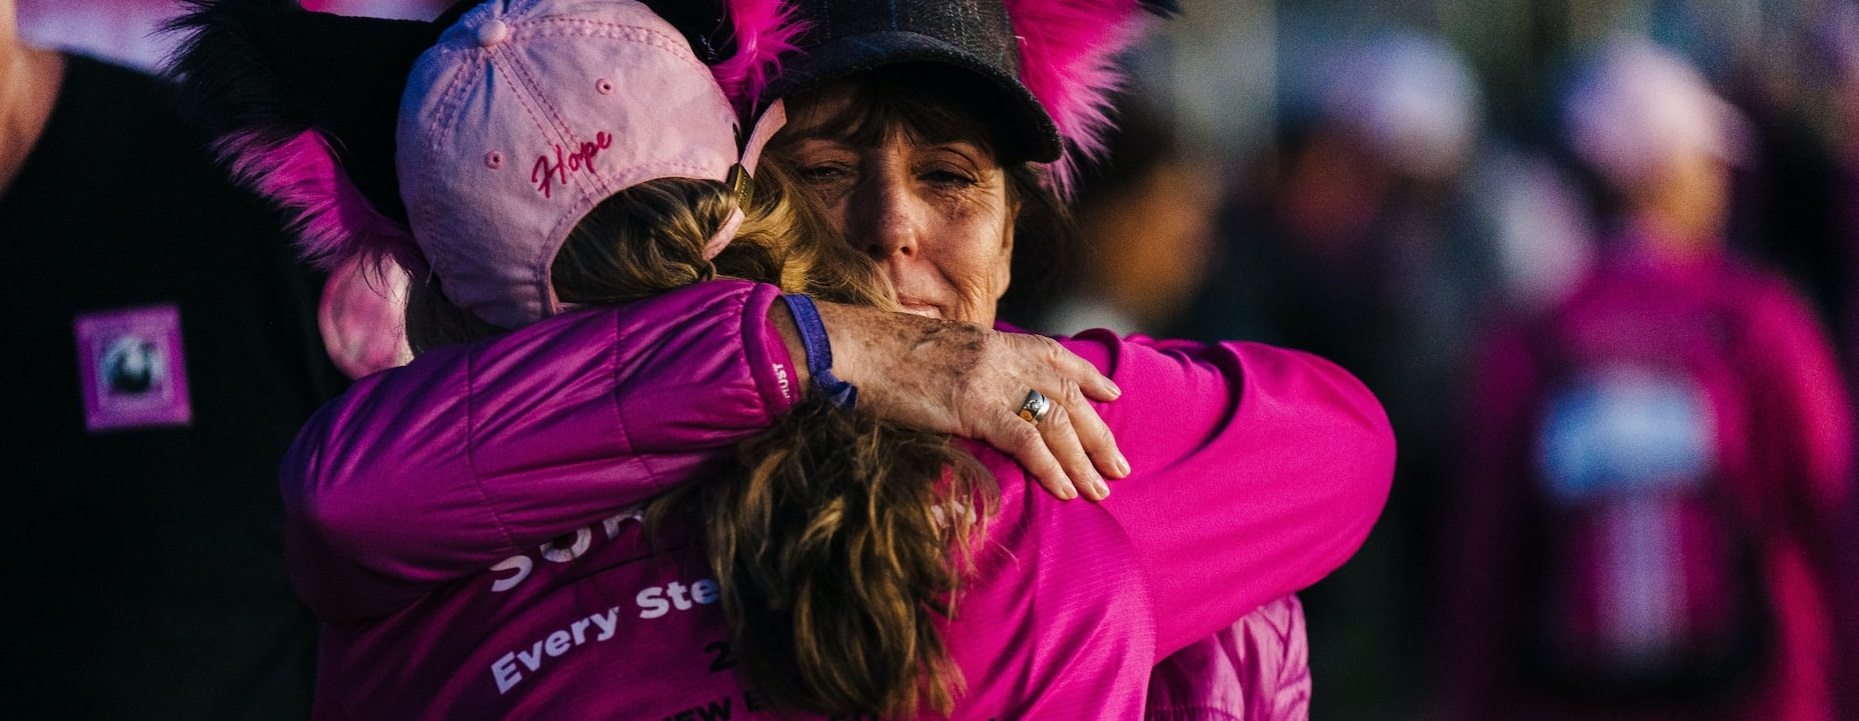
[1116,453,1131,478]
[1095,478,1111,499]
[1107,380,1123,398]
[1062,483,1077,500]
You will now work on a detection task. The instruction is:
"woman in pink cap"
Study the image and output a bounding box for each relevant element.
[171,0,1391,718]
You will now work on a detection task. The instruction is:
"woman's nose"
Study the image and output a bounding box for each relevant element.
[848,173,921,260]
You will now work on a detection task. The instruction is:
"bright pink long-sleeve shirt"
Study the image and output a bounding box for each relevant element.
[284,280,1392,720]
[1439,245,1853,721]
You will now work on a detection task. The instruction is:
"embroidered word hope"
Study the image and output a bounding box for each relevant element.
[531,131,613,198]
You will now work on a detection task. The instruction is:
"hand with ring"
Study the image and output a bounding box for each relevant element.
[1018,389,1052,425]
[795,300,1130,501]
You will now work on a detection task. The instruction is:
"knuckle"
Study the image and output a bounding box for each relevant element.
[1010,423,1042,448]
[1034,335,1065,360]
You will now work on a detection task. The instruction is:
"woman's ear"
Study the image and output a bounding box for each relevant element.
[994,167,1031,301]
[993,210,1015,300]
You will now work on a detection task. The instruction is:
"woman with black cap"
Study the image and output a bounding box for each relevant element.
[170,0,1391,718]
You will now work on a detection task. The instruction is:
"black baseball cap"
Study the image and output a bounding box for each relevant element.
[761,0,1065,164]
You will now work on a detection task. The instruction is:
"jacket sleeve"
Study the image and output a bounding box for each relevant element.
[282,280,795,622]
[1142,594,1312,721]
[1059,330,1396,656]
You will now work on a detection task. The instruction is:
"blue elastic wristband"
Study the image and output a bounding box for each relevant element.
[780,293,858,410]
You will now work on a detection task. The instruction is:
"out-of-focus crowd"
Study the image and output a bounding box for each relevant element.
[1024,3,1859,720]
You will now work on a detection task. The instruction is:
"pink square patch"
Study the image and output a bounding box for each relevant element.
[74,305,192,432]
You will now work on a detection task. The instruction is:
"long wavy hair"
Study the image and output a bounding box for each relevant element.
[403,155,998,718]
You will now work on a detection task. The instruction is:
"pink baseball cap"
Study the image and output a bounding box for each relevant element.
[1562,38,1751,195]
[396,0,786,329]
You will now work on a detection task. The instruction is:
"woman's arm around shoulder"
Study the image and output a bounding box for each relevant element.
[283,280,796,622]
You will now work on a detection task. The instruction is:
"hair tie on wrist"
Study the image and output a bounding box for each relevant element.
[780,294,857,410]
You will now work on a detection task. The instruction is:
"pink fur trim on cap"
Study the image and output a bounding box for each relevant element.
[1005,0,1151,197]
[711,0,808,110]
[219,129,427,276]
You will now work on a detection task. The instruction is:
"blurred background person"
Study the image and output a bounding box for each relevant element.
[1032,73,1224,340]
[17,0,428,380]
[15,0,450,68]
[1175,29,1502,717]
[1,0,351,717]
[1025,63,1324,721]
[1437,38,1853,721]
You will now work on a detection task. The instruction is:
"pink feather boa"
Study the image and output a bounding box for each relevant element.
[1005,0,1152,197]
[217,129,426,276]
[711,0,809,110]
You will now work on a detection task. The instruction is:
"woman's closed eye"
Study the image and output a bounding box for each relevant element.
[799,161,855,183]
[918,167,978,189]
[797,162,853,185]
[795,161,857,203]
[915,144,992,191]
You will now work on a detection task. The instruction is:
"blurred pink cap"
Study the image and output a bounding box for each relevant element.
[1563,38,1753,193]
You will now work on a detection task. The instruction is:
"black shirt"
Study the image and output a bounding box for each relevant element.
[0,53,346,720]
